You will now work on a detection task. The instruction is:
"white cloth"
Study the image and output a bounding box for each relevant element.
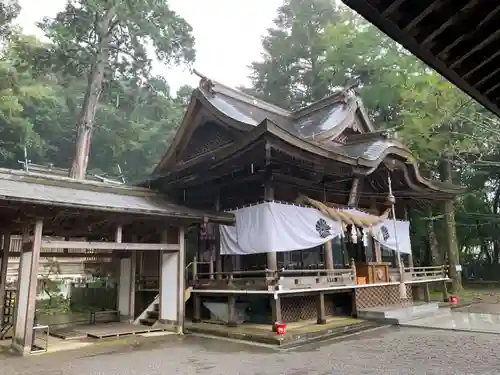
[220,202,342,255]
[373,219,412,254]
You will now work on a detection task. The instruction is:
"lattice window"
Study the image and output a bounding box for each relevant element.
[181,122,235,161]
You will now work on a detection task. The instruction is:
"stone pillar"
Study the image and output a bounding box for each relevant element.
[0,232,11,325]
[316,292,326,324]
[159,227,185,334]
[12,221,43,355]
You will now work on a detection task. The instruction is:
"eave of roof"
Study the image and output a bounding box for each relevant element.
[0,169,234,224]
[150,118,463,196]
[341,0,500,118]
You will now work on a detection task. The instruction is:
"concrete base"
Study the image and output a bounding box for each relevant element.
[185,317,379,348]
[358,302,450,324]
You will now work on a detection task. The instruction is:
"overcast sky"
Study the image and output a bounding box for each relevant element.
[16,0,282,92]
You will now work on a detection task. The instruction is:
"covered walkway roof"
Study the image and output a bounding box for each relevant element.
[0,168,234,236]
[342,0,500,117]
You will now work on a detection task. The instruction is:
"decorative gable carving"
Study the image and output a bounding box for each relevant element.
[178,121,236,162]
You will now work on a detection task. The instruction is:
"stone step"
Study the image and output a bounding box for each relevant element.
[358,303,449,324]
[140,318,156,326]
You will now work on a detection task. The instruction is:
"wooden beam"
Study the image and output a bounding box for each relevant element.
[449,27,500,69]
[474,67,500,89]
[40,240,180,251]
[403,1,445,33]
[381,0,406,17]
[421,0,480,46]
[463,49,500,79]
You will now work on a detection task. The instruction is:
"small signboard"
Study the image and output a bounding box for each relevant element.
[455,265,462,272]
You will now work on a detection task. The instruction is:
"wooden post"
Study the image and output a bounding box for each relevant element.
[271,294,282,331]
[350,258,357,282]
[193,294,201,323]
[208,255,214,280]
[324,241,334,270]
[214,192,222,280]
[264,178,278,270]
[129,248,137,322]
[227,295,237,327]
[423,283,431,303]
[12,221,43,355]
[373,239,382,263]
[442,280,450,302]
[0,232,11,326]
[347,177,362,207]
[158,228,184,331]
[317,292,326,324]
[177,226,185,334]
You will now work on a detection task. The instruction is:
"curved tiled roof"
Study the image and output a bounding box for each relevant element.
[153,75,464,196]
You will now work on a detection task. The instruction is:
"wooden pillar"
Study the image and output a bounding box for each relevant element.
[192,294,201,323]
[177,226,185,334]
[324,241,334,270]
[12,221,43,355]
[373,239,382,263]
[316,292,326,324]
[214,192,222,280]
[423,283,431,303]
[271,294,282,331]
[264,178,277,270]
[227,295,237,327]
[408,253,414,268]
[0,232,11,326]
[159,227,185,334]
[347,177,362,207]
[116,226,134,321]
[117,255,133,321]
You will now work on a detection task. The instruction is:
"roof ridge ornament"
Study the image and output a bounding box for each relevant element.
[194,69,215,96]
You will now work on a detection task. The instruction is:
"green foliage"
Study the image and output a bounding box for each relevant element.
[36,0,196,178]
[247,0,500,273]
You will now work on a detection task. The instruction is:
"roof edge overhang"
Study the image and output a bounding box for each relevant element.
[151,117,463,196]
[341,0,500,118]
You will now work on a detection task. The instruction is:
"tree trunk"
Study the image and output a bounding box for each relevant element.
[427,207,441,266]
[439,156,462,293]
[69,7,116,179]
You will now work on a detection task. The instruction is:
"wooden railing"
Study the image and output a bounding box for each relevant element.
[404,266,448,281]
[193,267,356,291]
[136,276,160,291]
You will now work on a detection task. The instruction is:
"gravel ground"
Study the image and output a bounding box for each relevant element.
[2,327,500,375]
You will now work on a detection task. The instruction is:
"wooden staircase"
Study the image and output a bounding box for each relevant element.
[139,302,159,327]
[135,287,192,328]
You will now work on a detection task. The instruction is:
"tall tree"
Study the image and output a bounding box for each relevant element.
[248,0,343,109]
[0,0,20,40]
[39,0,196,179]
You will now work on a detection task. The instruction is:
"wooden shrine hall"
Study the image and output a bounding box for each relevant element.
[0,168,233,355]
[145,75,464,330]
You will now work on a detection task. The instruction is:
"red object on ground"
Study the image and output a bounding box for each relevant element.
[449,295,459,305]
[275,322,287,335]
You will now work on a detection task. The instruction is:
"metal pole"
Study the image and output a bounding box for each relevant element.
[388,173,407,299]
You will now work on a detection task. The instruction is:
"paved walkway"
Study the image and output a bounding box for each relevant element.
[2,326,500,375]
